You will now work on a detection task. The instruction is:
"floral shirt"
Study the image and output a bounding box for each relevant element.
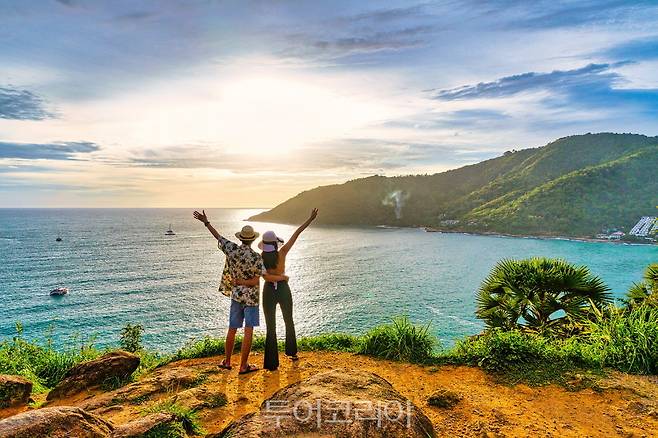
[217,236,265,306]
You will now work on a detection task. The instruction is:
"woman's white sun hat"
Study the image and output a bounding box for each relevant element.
[258,230,284,252]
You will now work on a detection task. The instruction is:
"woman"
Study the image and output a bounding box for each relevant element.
[260,208,318,371]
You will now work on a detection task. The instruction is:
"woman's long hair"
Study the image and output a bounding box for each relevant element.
[262,242,279,270]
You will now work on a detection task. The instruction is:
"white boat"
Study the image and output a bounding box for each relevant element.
[165,224,176,236]
[50,287,68,296]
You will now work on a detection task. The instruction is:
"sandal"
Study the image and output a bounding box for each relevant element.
[218,359,232,370]
[289,355,299,361]
[239,364,259,375]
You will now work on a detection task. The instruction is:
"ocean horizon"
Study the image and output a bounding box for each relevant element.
[1,208,655,352]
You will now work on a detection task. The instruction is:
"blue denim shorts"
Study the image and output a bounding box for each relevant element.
[229,300,260,328]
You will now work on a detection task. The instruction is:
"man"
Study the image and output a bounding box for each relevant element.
[193,210,286,374]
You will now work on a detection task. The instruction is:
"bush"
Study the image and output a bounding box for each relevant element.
[577,305,658,374]
[358,316,435,363]
[450,329,561,372]
[0,324,100,392]
[297,333,359,352]
[120,323,144,353]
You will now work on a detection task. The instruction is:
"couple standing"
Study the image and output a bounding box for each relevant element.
[193,208,318,374]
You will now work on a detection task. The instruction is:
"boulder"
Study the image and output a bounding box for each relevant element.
[81,366,200,411]
[0,376,32,408]
[0,406,113,438]
[47,351,140,401]
[427,388,462,408]
[111,412,180,438]
[219,369,435,437]
[170,386,228,410]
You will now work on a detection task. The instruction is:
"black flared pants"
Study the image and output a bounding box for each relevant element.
[262,280,297,370]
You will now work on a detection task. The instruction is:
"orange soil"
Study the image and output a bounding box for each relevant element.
[3,351,658,437]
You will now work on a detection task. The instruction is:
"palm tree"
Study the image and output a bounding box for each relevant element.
[626,263,658,308]
[476,258,611,334]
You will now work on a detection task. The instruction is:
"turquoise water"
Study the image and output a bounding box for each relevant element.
[1,208,656,351]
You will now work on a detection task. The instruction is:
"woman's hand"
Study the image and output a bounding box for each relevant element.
[193,210,209,224]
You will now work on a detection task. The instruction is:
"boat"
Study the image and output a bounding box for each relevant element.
[165,224,176,236]
[50,287,68,296]
[55,237,62,242]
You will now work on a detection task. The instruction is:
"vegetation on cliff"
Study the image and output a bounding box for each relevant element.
[250,133,658,237]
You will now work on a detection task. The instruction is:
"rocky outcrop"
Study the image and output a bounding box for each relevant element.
[427,388,462,408]
[47,351,140,401]
[0,406,113,438]
[0,376,32,408]
[111,412,179,438]
[170,386,228,410]
[80,366,200,411]
[219,369,435,437]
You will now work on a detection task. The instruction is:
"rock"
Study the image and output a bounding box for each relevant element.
[219,369,435,437]
[170,387,228,410]
[81,366,200,411]
[111,412,180,438]
[0,406,113,438]
[0,376,33,408]
[427,388,462,408]
[47,351,140,401]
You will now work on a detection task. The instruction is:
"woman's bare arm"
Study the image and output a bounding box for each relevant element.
[280,208,318,255]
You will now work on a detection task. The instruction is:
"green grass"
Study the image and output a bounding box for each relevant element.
[142,399,204,436]
[0,325,100,393]
[357,316,436,363]
[2,307,656,396]
[575,304,658,374]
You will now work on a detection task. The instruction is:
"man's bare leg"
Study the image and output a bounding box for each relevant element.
[223,328,237,368]
[239,326,256,372]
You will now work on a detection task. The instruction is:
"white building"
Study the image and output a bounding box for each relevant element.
[629,216,658,237]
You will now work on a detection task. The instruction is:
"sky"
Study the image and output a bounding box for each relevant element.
[1,0,658,208]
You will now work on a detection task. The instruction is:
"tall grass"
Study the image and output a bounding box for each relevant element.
[0,324,100,392]
[576,305,658,374]
[358,316,436,363]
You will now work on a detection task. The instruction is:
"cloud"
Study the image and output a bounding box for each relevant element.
[336,4,428,24]
[431,63,627,100]
[0,86,55,120]
[604,36,658,61]
[0,141,100,160]
[500,0,658,29]
[283,25,433,59]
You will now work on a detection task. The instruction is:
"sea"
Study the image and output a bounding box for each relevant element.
[1,208,656,351]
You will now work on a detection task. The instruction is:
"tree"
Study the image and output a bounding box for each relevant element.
[120,323,144,353]
[476,258,612,334]
[626,264,658,308]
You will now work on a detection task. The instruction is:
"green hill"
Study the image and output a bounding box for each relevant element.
[249,133,658,237]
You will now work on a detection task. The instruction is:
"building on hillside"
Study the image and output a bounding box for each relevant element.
[629,216,658,237]
[609,231,625,240]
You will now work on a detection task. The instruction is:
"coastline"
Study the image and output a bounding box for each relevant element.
[421,227,658,246]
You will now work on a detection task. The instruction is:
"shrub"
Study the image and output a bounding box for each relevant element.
[297,333,359,352]
[577,305,658,374]
[120,323,145,353]
[476,258,611,334]
[358,316,435,363]
[626,264,658,309]
[0,324,100,392]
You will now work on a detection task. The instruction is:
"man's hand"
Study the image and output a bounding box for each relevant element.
[193,210,209,224]
[308,208,318,222]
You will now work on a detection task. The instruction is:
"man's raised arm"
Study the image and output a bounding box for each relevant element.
[193,210,221,240]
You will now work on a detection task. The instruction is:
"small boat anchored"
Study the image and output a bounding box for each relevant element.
[165,224,176,236]
[50,287,69,296]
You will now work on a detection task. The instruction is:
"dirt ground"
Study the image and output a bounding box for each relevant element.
[4,351,658,437]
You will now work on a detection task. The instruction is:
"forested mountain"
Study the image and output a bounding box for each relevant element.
[249,133,658,237]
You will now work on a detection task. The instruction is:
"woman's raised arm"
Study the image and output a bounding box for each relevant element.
[280,208,318,255]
